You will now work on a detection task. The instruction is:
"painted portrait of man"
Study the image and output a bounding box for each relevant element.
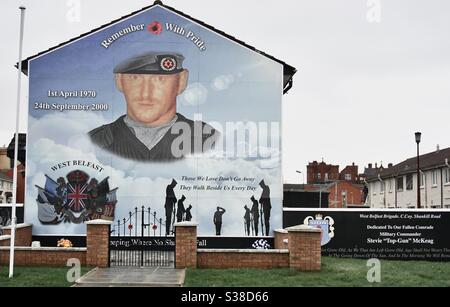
[89,51,219,162]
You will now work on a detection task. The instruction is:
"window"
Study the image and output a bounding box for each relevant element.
[432,170,438,186]
[421,173,425,188]
[389,179,393,192]
[325,173,329,180]
[380,181,384,193]
[406,174,413,190]
[317,173,321,180]
[397,177,404,191]
[445,168,450,184]
[345,174,352,181]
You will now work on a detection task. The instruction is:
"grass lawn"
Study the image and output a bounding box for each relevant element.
[184,257,450,287]
[0,266,91,287]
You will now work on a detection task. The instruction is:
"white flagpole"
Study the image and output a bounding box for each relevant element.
[9,6,26,279]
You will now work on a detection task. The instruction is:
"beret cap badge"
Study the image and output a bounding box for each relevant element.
[160,57,177,72]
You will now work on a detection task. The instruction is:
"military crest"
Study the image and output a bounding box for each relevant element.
[35,170,118,225]
[304,214,335,246]
[160,57,177,72]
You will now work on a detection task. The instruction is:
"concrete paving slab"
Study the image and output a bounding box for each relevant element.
[74,267,185,287]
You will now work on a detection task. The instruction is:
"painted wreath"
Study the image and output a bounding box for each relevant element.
[57,238,73,248]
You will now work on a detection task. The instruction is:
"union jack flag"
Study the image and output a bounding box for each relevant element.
[67,183,88,213]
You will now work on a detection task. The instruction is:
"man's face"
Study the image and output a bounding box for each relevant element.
[116,70,188,126]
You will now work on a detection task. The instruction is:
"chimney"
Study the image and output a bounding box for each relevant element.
[375,163,378,168]
[368,163,372,169]
[352,162,355,166]
[437,144,440,153]
[388,163,393,168]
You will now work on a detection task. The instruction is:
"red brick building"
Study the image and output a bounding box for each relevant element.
[304,160,366,208]
[307,161,339,184]
[5,164,25,204]
[339,163,359,183]
[307,160,363,184]
[327,181,365,208]
[303,181,365,208]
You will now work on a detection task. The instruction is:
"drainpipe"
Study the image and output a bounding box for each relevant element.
[419,170,427,208]
[443,158,449,208]
[441,168,444,209]
[390,176,396,208]
[378,174,386,208]
[394,175,398,208]
[335,182,338,208]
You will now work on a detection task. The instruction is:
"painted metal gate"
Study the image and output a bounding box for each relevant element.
[109,206,175,267]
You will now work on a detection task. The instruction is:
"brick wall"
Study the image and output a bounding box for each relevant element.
[288,225,321,271]
[0,247,86,266]
[175,223,197,268]
[86,221,110,268]
[327,181,364,208]
[274,229,288,249]
[307,161,339,183]
[3,224,32,246]
[198,250,289,269]
[0,236,11,246]
[175,223,320,271]
[339,164,359,183]
[0,220,322,271]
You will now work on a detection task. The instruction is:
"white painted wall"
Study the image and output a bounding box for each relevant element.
[368,167,450,209]
[443,167,450,208]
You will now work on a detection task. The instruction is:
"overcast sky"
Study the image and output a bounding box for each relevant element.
[1,0,449,183]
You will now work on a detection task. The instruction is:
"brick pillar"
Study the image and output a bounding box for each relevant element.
[2,223,32,246]
[86,220,112,268]
[274,229,289,249]
[175,222,198,269]
[287,225,321,271]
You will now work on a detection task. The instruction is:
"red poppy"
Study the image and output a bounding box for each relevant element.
[128,224,133,230]
[148,21,162,35]
[152,224,158,230]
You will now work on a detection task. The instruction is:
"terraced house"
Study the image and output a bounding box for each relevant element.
[366,146,450,209]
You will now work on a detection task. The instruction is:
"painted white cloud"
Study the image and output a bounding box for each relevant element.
[212,74,235,91]
[28,112,108,147]
[181,82,208,106]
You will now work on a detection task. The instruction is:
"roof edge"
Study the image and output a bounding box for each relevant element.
[18,1,297,93]
[367,163,450,182]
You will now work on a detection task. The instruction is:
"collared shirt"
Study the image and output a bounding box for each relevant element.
[124,115,178,151]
